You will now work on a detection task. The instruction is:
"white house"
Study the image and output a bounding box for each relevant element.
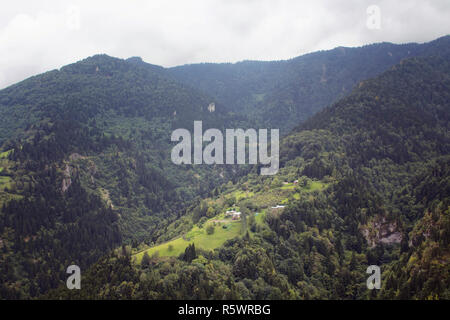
[225,210,236,217]
[207,103,216,112]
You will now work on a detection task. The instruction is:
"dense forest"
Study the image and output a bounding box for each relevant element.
[0,36,449,299]
[170,35,450,133]
[0,54,244,298]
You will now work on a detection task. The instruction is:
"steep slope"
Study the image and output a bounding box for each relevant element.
[1,36,449,299]
[0,54,246,298]
[278,54,450,298]
[0,54,239,222]
[0,54,229,143]
[170,36,450,133]
[45,50,450,299]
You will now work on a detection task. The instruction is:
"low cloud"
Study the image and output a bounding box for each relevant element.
[1,0,449,88]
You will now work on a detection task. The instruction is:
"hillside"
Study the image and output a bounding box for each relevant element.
[170,35,450,133]
[0,54,248,299]
[0,35,449,299]
[44,50,449,299]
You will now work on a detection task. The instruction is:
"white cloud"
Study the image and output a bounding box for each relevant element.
[0,0,449,88]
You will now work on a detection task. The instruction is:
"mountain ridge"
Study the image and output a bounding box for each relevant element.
[42,48,450,300]
[0,35,449,299]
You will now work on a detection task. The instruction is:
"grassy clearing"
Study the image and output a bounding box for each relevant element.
[280,180,326,192]
[291,181,328,199]
[254,210,267,225]
[135,219,241,262]
[134,178,329,263]
[0,150,13,159]
[189,222,241,250]
[0,176,12,190]
[306,181,326,191]
[280,183,294,190]
[231,190,254,201]
[0,157,19,206]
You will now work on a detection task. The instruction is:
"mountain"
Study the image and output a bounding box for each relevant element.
[0,36,449,299]
[44,47,449,299]
[0,54,226,142]
[0,54,246,298]
[169,36,450,133]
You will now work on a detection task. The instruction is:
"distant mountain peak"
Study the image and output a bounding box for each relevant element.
[126,56,143,64]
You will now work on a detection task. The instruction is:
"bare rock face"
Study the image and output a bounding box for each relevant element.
[61,164,72,193]
[379,232,402,245]
[362,216,403,247]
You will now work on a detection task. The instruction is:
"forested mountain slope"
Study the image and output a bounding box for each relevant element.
[46,51,449,299]
[169,35,450,133]
[0,54,231,143]
[0,54,247,298]
[1,36,449,299]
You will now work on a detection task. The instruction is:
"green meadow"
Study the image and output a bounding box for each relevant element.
[254,210,266,225]
[134,177,329,264]
[0,149,13,176]
[280,180,326,191]
[230,189,254,201]
[134,219,241,262]
[0,149,20,206]
[0,149,13,159]
[304,180,326,191]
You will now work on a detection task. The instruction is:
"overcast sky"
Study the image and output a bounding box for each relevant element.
[0,0,449,88]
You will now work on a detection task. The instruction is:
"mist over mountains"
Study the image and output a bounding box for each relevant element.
[0,35,449,299]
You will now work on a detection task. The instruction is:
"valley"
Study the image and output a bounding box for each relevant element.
[0,35,449,300]
[133,172,328,261]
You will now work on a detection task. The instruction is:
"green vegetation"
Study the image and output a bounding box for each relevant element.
[254,211,266,225]
[135,219,241,261]
[133,161,331,264]
[0,54,237,299]
[0,192,22,209]
[0,176,11,191]
[50,48,450,300]
[0,150,12,159]
[3,36,450,300]
[170,38,446,134]
[230,190,254,201]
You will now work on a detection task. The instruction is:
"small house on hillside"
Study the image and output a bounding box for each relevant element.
[232,212,241,220]
[225,210,236,217]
